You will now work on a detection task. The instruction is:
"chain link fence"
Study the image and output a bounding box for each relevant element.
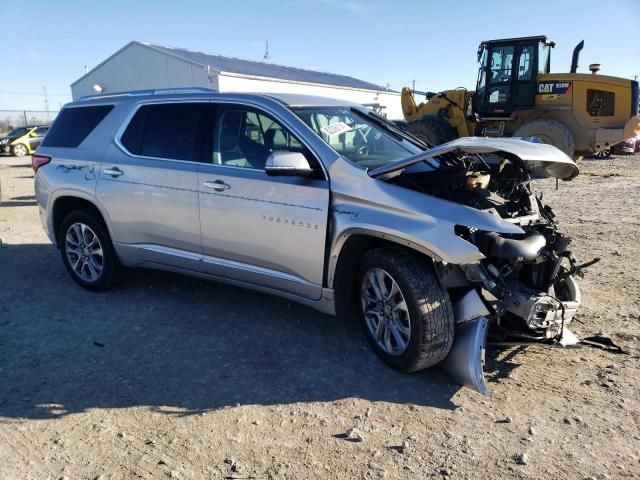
[0,110,59,134]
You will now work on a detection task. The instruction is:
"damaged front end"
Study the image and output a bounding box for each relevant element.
[372,137,594,395]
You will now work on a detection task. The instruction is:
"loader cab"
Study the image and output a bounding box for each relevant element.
[473,36,554,118]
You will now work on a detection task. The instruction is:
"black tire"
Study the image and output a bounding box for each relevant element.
[11,143,28,157]
[513,119,575,157]
[58,209,120,291]
[406,116,457,146]
[357,247,454,372]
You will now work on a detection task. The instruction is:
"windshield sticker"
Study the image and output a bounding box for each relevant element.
[320,122,353,136]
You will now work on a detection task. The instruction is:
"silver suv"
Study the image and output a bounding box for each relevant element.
[34,89,585,395]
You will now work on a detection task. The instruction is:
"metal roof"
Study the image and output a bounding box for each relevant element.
[145,42,389,92]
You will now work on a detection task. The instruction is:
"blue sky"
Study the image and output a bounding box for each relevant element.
[0,0,638,111]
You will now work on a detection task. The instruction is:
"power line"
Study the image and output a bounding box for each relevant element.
[0,90,70,97]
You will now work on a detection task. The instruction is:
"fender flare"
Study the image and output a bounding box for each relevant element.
[327,227,443,289]
[48,189,115,248]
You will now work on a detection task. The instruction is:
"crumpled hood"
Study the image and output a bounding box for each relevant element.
[368,137,579,181]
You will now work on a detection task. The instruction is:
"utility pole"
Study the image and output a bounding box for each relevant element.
[42,86,50,122]
[412,79,416,92]
[263,37,270,61]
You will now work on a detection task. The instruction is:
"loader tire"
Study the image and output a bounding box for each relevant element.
[406,116,457,147]
[358,247,455,372]
[513,119,575,157]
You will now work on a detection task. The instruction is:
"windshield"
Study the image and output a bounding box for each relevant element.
[7,127,29,137]
[292,107,424,169]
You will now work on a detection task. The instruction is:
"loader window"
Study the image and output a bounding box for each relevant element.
[538,43,551,74]
[517,46,534,81]
[489,46,514,84]
[587,90,615,116]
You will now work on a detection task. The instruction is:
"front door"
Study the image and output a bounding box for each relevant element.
[29,126,49,152]
[476,43,538,117]
[197,105,329,299]
[97,102,208,269]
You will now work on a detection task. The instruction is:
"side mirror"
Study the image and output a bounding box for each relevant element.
[265,151,314,177]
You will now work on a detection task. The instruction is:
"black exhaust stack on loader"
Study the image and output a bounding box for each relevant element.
[570,40,584,73]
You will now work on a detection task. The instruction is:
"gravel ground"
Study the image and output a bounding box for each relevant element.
[0,153,639,480]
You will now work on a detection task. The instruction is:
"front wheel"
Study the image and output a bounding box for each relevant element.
[358,248,455,372]
[58,210,120,291]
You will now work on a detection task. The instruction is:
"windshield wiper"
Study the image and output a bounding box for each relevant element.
[354,108,429,149]
[350,108,410,143]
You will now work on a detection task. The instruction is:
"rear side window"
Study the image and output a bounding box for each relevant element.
[42,105,113,147]
[120,103,205,161]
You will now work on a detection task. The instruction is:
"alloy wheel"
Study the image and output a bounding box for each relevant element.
[65,223,104,282]
[361,268,411,356]
[13,144,27,157]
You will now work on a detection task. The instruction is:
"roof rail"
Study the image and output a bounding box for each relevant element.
[78,87,217,101]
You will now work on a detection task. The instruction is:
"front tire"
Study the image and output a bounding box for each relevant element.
[358,248,455,372]
[58,210,119,291]
[11,143,28,157]
[513,119,576,158]
[406,116,457,146]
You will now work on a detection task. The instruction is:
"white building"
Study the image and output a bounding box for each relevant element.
[71,41,402,119]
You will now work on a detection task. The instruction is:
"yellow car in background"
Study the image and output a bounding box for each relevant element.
[0,125,49,157]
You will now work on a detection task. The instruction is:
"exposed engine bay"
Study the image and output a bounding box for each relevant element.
[389,151,596,343]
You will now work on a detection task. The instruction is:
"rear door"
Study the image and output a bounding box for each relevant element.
[197,104,330,299]
[97,102,207,269]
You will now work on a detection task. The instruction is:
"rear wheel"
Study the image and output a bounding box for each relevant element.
[406,116,457,146]
[592,147,611,159]
[11,143,28,157]
[358,248,454,372]
[58,210,120,291]
[513,119,575,157]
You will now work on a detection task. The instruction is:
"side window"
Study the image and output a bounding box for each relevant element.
[120,103,205,161]
[215,107,308,170]
[517,46,534,81]
[34,127,49,136]
[42,105,113,147]
[587,90,615,117]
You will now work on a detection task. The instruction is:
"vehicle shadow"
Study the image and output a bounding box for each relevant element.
[0,244,510,420]
[0,201,37,207]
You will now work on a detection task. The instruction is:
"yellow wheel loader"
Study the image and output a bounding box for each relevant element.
[401,36,640,158]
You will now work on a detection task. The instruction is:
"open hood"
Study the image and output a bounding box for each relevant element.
[368,137,579,181]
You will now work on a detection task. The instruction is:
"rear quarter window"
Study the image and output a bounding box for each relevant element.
[42,105,113,147]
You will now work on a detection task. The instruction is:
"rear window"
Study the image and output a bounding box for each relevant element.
[120,103,205,161]
[41,105,113,147]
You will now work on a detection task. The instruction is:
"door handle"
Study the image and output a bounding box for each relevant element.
[203,180,231,191]
[103,167,124,177]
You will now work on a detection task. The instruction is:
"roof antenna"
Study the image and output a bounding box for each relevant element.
[263,37,270,61]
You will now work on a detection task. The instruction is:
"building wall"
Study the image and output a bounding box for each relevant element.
[217,73,403,119]
[70,44,403,119]
[71,43,209,100]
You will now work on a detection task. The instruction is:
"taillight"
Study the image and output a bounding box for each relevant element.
[32,154,51,172]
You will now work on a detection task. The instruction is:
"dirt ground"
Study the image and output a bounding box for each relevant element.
[0,153,639,480]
